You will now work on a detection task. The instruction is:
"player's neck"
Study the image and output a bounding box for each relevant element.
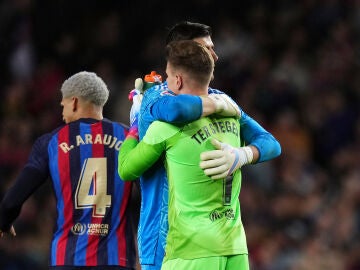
[77,106,103,120]
[183,87,208,96]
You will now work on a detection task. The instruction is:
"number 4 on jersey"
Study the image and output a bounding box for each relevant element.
[75,157,111,217]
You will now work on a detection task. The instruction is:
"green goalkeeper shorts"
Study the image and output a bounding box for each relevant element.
[161,254,249,270]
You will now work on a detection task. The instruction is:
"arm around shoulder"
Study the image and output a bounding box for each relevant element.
[118,138,142,181]
[150,94,202,124]
[118,136,165,181]
[240,111,281,163]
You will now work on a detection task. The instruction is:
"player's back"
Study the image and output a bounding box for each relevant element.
[159,116,248,261]
[47,118,135,268]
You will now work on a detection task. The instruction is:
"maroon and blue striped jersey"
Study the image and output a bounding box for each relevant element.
[0,118,136,269]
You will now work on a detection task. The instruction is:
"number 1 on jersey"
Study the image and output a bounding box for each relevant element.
[223,176,233,206]
[75,157,111,217]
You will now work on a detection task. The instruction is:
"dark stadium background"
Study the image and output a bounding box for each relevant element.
[0,0,359,269]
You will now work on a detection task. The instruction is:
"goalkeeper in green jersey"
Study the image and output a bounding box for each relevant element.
[119,40,250,270]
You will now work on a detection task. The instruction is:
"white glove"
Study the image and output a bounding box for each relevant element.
[128,78,144,126]
[208,93,241,117]
[129,89,142,126]
[200,139,253,180]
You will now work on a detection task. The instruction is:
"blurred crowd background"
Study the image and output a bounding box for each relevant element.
[0,0,359,269]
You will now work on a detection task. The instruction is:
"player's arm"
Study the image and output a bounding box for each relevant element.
[0,135,49,236]
[118,138,164,181]
[149,93,240,124]
[0,166,47,236]
[240,110,281,162]
[149,93,203,124]
[118,121,166,181]
[139,72,240,126]
[200,110,281,179]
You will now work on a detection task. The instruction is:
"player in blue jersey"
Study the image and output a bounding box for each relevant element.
[0,71,136,270]
[132,21,281,270]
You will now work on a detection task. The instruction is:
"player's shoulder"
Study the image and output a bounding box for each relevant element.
[47,124,65,140]
[33,125,64,149]
[150,120,175,129]
[208,87,225,95]
[36,132,55,144]
[144,82,174,99]
[102,118,129,129]
[145,120,180,142]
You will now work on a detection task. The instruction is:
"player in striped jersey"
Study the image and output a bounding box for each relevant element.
[0,71,136,270]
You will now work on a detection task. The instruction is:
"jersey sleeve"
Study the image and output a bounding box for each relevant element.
[0,134,50,231]
[118,138,163,181]
[151,94,202,124]
[119,121,180,180]
[142,84,202,125]
[240,110,281,162]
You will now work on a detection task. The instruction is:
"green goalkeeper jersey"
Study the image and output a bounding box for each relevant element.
[119,116,248,262]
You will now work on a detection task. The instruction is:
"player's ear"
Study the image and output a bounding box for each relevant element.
[72,97,78,112]
[176,74,183,91]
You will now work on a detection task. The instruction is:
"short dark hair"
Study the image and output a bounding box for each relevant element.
[166,21,212,45]
[166,40,214,86]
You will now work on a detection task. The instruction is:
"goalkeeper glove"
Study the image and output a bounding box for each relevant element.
[208,93,241,118]
[127,115,139,140]
[200,139,253,180]
[127,71,163,140]
[131,71,162,94]
[128,70,163,124]
[128,86,142,140]
[127,89,140,140]
[143,70,162,91]
[128,89,142,127]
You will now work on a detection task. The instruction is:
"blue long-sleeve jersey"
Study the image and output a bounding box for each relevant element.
[137,82,281,267]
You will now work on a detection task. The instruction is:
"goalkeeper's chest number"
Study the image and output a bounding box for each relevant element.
[75,157,111,217]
